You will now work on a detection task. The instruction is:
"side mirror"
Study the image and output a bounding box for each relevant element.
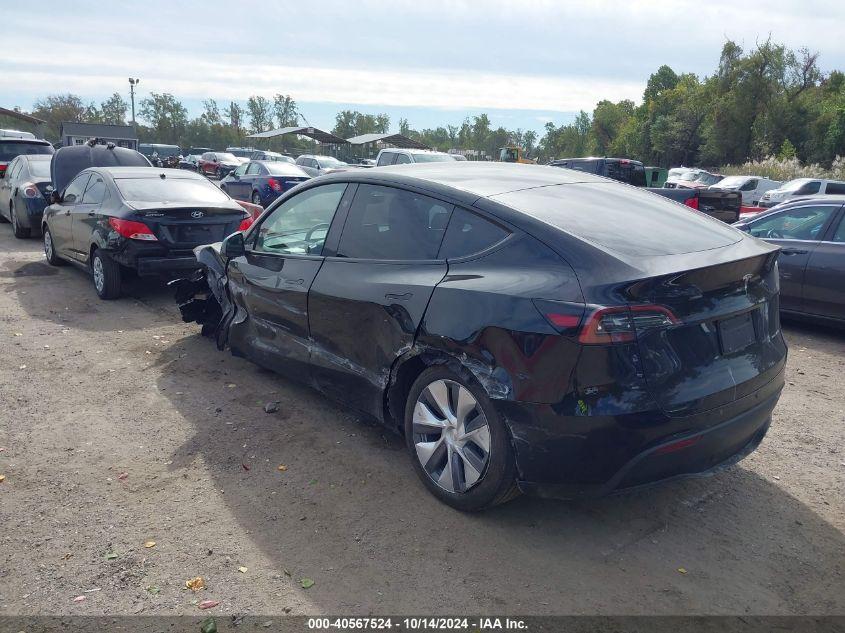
[50,191,61,204]
[222,231,246,259]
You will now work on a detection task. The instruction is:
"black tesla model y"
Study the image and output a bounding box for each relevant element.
[175,162,787,511]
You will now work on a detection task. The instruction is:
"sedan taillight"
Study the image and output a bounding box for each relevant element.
[109,218,158,241]
[578,305,679,345]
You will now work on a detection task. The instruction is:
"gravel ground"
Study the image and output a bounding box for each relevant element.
[0,229,843,616]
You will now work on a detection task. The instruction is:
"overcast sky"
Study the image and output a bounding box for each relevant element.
[2,0,844,134]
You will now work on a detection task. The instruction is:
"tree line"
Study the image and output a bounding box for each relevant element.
[2,38,843,168]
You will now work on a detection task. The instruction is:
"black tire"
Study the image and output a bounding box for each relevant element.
[43,226,65,265]
[91,249,122,300]
[404,365,519,511]
[10,203,31,238]
[215,167,223,180]
[251,191,262,206]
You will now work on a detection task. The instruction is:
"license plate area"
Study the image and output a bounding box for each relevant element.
[718,311,757,355]
[171,224,227,243]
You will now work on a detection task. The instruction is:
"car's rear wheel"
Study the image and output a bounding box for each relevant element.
[251,191,262,206]
[10,203,30,238]
[43,226,64,265]
[215,167,222,179]
[404,366,519,511]
[91,249,122,300]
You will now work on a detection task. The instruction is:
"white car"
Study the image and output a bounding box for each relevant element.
[710,175,781,206]
[375,148,456,166]
[759,178,845,208]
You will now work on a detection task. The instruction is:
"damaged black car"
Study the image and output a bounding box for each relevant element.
[175,162,786,511]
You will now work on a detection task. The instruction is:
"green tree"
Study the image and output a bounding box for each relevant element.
[273,94,298,128]
[100,93,128,125]
[246,95,273,133]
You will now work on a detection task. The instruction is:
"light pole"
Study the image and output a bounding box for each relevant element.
[128,77,140,127]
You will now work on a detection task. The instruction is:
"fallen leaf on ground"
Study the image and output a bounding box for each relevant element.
[198,600,220,610]
[677,567,688,574]
[185,576,206,591]
[277,465,288,472]
[300,578,315,589]
[143,541,156,548]
[73,595,86,603]
[146,585,160,594]
[105,552,118,560]
[201,617,218,633]
[238,566,248,573]
[242,463,250,471]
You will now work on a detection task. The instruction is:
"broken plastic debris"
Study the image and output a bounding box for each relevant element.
[185,576,206,591]
[201,617,218,633]
[0,475,5,483]
[300,578,315,589]
[198,600,220,610]
[73,595,86,603]
[238,566,248,574]
[677,567,688,574]
[105,552,119,560]
[117,472,128,481]
[264,402,280,413]
[18,365,26,370]
[144,541,156,548]
[277,465,288,472]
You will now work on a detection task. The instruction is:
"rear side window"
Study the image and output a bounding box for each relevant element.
[749,206,837,241]
[824,182,845,195]
[246,163,261,175]
[796,181,821,195]
[82,176,108,204]
[337,184,452,260]
[377,152,397,166]
[439,208,509,259]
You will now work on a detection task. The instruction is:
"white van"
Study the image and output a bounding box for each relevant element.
[759,178,845,207]
[710,175,781,206]
[0,128,37,140]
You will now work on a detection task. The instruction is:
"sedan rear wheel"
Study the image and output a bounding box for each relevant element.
[91,249,122,300]
[11,203,31,238]
[251,191,262,206]
[405,366,519,511]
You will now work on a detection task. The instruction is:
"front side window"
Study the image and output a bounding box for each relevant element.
[832,216,845,243]
[749,206,836,241]
[824,182,845,195]
[795,180,821,195]
[377,152,397,166]
[63,173,91,203]
[253,183,347,255]
[336,184,452,260]
[82,176,108,204]
[439,208,510,259]
[741,179,758,191]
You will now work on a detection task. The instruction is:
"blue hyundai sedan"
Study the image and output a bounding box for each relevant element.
[220,160,310,207]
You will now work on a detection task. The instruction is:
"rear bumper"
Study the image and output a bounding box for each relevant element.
[135,256,203,276]
[498,369,784,500]
[17,197,48,232]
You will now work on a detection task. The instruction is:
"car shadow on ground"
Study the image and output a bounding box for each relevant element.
[2,253,181,332]
[153,330,845,615]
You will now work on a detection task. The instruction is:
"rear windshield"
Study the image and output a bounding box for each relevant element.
[411,153,453,163]
[28,159,51,179]
[265,162,306,176]
[115,177,232,204]
[0,141,53,161]
[491,183,741,257]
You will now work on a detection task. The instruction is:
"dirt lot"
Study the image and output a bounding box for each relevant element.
[0,229,843,617]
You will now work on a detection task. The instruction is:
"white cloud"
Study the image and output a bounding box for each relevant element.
[0,40,643,112]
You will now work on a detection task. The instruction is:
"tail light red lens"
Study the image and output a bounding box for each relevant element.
[22,182,40,198]
[683,196,699,210]
[238,216,254,231]
[267,178,281,192]
[108,218,157,241]
[579,305,679,345]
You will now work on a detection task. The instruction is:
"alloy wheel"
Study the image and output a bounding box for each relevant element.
[44,229,53,259]
[252,192,261,205]
[412,379,491,494]
[92,256,105,293]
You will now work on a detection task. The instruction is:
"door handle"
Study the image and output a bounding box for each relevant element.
[284,278,304,286]
[385,292,412,301]
[781,248,808,255]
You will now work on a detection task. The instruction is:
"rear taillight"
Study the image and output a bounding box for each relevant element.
[579,305,679,345]
[21,182,39,198]
[108,218,158,241]
[238,216,254,231]
[683,196,699,210]
[267,177,282,192]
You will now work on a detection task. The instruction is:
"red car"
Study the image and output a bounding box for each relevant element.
[197,151,241,179]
